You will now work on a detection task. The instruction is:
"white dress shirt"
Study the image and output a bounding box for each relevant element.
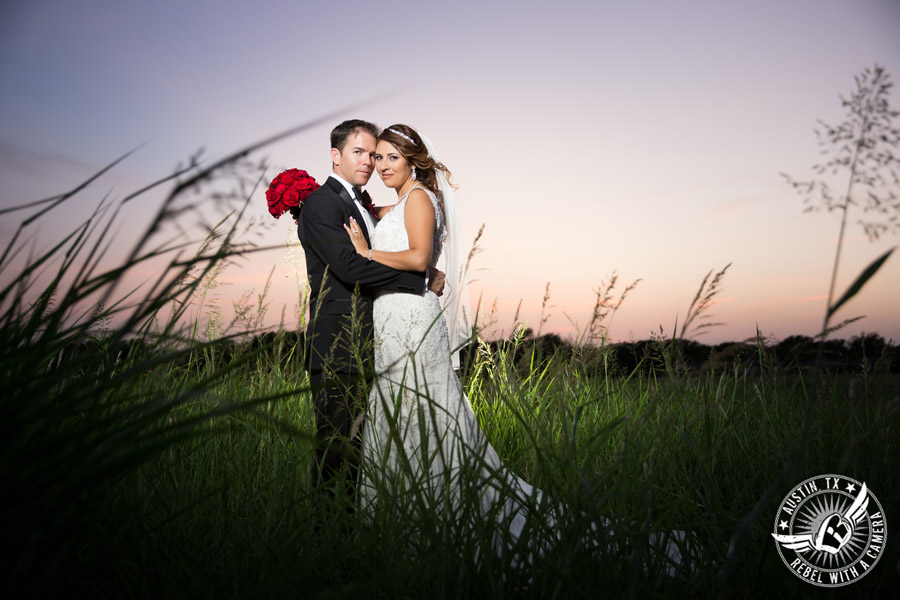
[328,174,375,237]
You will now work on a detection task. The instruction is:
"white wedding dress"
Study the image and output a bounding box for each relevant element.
[360,185,547,555]
[359,185,690,574]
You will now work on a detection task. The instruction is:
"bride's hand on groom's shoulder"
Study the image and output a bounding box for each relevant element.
[427,267,445,297]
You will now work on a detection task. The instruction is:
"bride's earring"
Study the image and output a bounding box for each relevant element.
[412,167,417,180]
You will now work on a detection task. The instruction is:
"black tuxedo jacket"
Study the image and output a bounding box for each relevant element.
[297,176,425,374]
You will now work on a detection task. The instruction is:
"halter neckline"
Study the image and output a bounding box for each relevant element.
[399,183,429,202]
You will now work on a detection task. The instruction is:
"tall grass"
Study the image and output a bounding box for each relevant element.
[38,318,895,599]
[0,121,326,596]
[783,64,898,357]
[2,124,898,598]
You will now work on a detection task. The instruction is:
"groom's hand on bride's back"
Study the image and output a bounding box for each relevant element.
[427,267,445,297]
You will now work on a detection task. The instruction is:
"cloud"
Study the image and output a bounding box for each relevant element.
[768,294,828,303]
[0,139,98,175]
[710,196,768,223]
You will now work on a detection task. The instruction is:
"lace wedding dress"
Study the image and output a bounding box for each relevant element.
[360,185,546,554]
[359,185,691,574]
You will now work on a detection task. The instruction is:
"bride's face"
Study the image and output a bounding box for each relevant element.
[374,140,412,190]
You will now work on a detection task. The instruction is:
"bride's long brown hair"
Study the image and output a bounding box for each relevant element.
[378,124,456,197]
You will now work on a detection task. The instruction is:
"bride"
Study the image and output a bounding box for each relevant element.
[344,124,691,573]
[343,124,546,554]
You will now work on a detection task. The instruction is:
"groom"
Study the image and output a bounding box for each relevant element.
[298,119,443,493]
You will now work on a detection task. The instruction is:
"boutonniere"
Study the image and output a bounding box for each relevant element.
[265,169,320,220]
[359,189,379,220]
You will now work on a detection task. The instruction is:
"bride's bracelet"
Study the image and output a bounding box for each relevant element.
[368,249,373,261]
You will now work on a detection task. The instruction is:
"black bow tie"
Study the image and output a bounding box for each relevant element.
[352,187,372,206]
[353,187,377,220]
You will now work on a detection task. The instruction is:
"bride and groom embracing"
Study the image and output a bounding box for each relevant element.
[297,118,547,542]
[297,119,692,574]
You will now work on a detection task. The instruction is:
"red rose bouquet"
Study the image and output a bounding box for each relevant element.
[266,169,320,219]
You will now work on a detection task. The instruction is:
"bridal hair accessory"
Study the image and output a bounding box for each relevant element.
[266,169,319,219]
[412,167,417,180]
[387,128,415,144]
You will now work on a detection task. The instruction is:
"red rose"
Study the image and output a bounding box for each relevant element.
[266,169,320,219]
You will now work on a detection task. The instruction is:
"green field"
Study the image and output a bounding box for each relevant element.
[3,144,897,599]
[5,314,898,598]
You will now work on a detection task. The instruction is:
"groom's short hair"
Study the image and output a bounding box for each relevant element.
[331,119,379,152]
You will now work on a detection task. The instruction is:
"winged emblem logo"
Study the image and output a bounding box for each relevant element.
[772,483,868,555]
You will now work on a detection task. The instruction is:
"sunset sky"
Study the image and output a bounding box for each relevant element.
[2,0,898,344]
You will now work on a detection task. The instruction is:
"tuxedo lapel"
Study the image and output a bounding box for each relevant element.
[326,177,372,245]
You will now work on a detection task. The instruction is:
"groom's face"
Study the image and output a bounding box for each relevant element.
[331,130,376,187]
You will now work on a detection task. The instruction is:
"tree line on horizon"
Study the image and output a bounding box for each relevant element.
[61,328,899,378]
[489,329,899,375]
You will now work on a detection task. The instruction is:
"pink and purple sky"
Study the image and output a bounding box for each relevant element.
[2,0,898,344]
